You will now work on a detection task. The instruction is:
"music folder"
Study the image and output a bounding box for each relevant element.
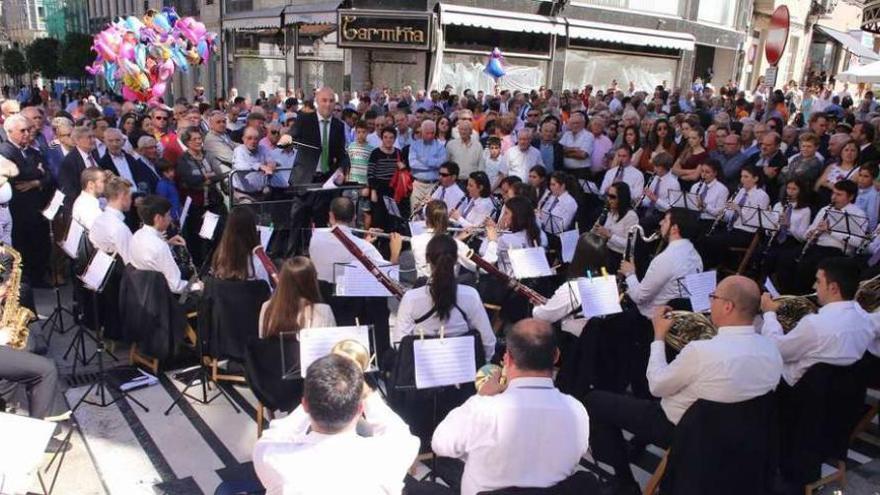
[508,247,553,279]
[61,220,84,258]
[560,229,579,263]
[199,212,220,240]
[42,190,64,221]
[683,270,716,313]
[333,262,399,297]
[79,250,116,293]
[291,325,374,379]
[577,275,622,318]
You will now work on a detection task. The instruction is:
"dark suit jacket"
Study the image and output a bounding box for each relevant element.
[288,112,349,185]
[860,143,880,165]
[531,138,564,172]
[98,151,158,194]
[58,148,94,211]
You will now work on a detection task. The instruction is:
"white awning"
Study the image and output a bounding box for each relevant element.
[567,18,695,51]
[815,25,880,61]
[224,1,338,31]
[439,3,566,36]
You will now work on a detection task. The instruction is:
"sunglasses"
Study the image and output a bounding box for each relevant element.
[270,130,280,135]
[439,172,452,177]
[606,194,618,199]
[154,116,168,121]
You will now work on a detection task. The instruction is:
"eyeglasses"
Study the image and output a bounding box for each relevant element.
[153,116,168,121]
[708,292,734,305]
[270,130,280,135]
[439,172,452,177]
[606,194,618,199]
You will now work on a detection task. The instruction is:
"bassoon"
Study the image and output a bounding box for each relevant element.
[464,249,548,306]
[252,245,279,289]
[330,226,406,300]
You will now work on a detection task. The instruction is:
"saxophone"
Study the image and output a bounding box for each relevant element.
[3,245,35,350]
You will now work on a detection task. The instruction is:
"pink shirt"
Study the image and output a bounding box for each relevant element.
[591,133,613,173]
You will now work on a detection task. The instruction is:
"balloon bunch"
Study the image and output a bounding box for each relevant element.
[484,47,506,81]
[86,7,217,103]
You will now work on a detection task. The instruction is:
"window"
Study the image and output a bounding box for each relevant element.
[573,0,683,17]
[697,0,738,27]
[225,0,251,14]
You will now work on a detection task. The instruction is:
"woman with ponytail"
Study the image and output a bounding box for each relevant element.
[394,234,496,361]
[410,200,489,280]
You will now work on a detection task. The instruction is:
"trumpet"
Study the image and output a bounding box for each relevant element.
[706,186,741,236]
[348,227,412,242]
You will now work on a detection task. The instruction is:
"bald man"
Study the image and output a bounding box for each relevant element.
[585,276,783,494]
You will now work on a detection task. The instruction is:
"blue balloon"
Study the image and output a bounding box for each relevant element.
[485,58,505,80]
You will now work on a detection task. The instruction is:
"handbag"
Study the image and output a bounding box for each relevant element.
[389,151,412,203]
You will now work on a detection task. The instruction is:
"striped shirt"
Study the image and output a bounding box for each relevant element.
[368,147,401,187]
[347,141,373,184]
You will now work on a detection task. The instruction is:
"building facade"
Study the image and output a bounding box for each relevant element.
[3,0,48,44]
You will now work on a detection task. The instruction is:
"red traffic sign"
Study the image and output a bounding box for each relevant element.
[765,5,790,67]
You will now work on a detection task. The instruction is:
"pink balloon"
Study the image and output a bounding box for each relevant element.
[158,59,174,81]
[119,41,135,62]
[122,86,142,102]
[151,82,167,99]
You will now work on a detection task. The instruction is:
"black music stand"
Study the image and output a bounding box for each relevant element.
[827,209,870,253]
[667,190,701,211]
[59,222,103,373]
[40,210,77,343]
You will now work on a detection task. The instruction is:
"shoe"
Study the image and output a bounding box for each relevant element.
[44,437,71,454]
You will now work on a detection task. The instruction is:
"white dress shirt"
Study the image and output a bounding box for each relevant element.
[253,393,419,495]
[640,172,681,212]
[771,202,811,242]
[603,209,640,254]
[726,186,770,233]
[648,325,783,424]
[456,197,495,228]
[689,179,729,220]
[625,239,703,318]
[808,203,867,254]
[94,141,107,159]
[410,229,486,278]
[130,225,187,293]
[394,284,496,360]
[538,192,578,234]
[109,152,135,185]
[559,130,594,169]
[533,279,588,336]
[485,230,549,277]
[762,300,875,386]
[431,183,467,213]
[503,146,543,180]
[89,207,132,264]
[599,165,645,200]
[308,226,387,283]
[72,192,102,230]
[432,377,590,495]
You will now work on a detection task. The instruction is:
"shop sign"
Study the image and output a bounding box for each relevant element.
[337,9,432,50]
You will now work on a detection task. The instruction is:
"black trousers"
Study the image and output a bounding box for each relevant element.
[776,244,841,295]
[698,228,754,270]
[584,390,675,484]
[0,346,60,419]
[761,238,802,287]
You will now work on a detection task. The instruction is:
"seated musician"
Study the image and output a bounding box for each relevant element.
[762,179,811,282]
[593,182,638,269]
[412,200,486,280]
[537,171,579,235]
[638,152,679,230]
[429,319,589,495]
[71,168,106,230]
[585,276,783,495]
[429,161,466,213]
[89,175,134,264]
[130,195,197,294]
[761,257,875,387]
[699,164,770,268]
[599,146,644,198]
[484,195,547,277]
[776,179,864,294]
[450,171,494,228]
[210,206,271,288]
[232,126,287,196]
[688,159,728,233]
[259,257,335,339]
[253,354,419,495]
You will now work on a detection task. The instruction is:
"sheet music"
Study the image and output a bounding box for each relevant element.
[199,211,220,240]
[577,275,622,318]
[321,169,345,189]
[765,277,781,298]
[335,263,399,297]
[257,225,274,249]
[413,335,477,389]
[298,325,372,378]
[560,229,579,263]
[80,250,115,291]
[0,412,57,494]
[409,221,427,236]
[383,196,402,218]
[684,270,716,313]
[179,196,193,229]
[508,247,553,279]
[61,220,84,258]
[42,190,64,220]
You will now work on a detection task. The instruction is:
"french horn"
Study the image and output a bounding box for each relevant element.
[331,339,372,398]
[664,310,717,351]
[475,364,506,392]
[773,295,818,333]
[856,274,880,313]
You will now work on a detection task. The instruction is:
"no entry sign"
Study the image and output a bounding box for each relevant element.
[765,5,790,66]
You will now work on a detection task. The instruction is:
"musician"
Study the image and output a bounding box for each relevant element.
[72,168,106,230]
[586,276,783,494]
[259,257,335,339]
[638,152,679,230]
[777,180,864,294]
[594,182,639,269]
[486,196,547,277]
[429,161,466,213]
[450,171,494,228]
[130,195,195,294]
[253,354,419,495]
[210,206,271,288]
[700,164,770,269]
[762,179,811,283]
[761,257,874,386]
[599,146,644,198]
[429,319,589,495]
[529,165,549,206]
[689,159,729,232]
[89,176,134,264]
[538,171,579,235]
[413,201,483,279]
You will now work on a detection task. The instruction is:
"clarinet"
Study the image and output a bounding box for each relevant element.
[464,249,548,306]
[409,182,441,220]
[707,186,742,236]
[636,172,656,207]
[252,246,278,289]
[797,208,830,263]
[330,226,405,300]
[592,203,610,231]
[763,200,791,255]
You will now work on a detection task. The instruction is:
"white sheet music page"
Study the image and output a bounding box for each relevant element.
[199,211,220,240]
[560,229,579,263]
[42,190,64,220]
[0,412,56,494]
[62,220,84,258]
[179,196,193,230]
[413,335,477,389]
[684,270,717,313]
[257,225,274,249]
[321,169,344,189]
[764,277,781,298]
[335,263,398,297]
[409,221,427,236]
[577,275,622,318]
[299,325,372,378]
[80,250,115,291]
[383,196,402,218]
[508,246,553,279]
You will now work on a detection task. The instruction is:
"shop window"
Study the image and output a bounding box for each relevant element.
[225,0,251,14]
[234,31,284,57]
[297,26,343,60]
[563,49,678,93]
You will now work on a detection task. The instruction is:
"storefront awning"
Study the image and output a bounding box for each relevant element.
[815,25,880,61]
[566,18,695,51]
[224,1,339,31]
[439,3,566,36]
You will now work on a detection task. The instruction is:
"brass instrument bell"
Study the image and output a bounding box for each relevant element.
[664,310,717,351]
[330,339,371,372]
[475,364,506,392]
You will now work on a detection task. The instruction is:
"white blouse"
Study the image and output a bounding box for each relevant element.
[602,209,640,254]
[538,191,578,234]
[410,228,486,278]
[771,201,811,242]
[456,197,495,228]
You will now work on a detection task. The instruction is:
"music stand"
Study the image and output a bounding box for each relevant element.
[667,190,701,211]
[827,209,870,253]
[40,202,78,343]
[539,210,566,236]
[59,221,104,373]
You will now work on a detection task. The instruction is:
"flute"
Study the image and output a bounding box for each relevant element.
[348,228,412,241]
